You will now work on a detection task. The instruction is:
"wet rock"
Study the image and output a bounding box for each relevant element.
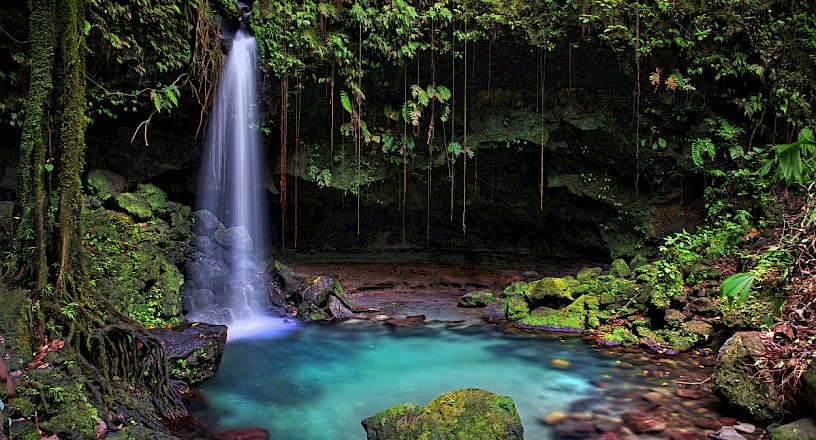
[733,423,755,434]
[521,271,540,280]
[717,417,739,426]
[302,276,335,307]
[272,260,306,295]
[483,300,507,320]
[715,426,748,440]
[641,391,664,404]
[186,257,229,293]
[385,315,425,327]
[541,411,568,425]
[597,433,624,440]
[549,358,571,369]
[676,388,709,400]
[211,427,270,440]
[711,332,785,422]
[693,416,722,430]
[770,418,816,440]
[192,210,221,236]
[214,225,253,253]
[621,411,667,433]
[666,429,708,440]
[192,236,223,259]
[551,418,597,438]
[150,322,227,384]
[328,295,354,319]
[458,290,496,307]
[361,388,523,440]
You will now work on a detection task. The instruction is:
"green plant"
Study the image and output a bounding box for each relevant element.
[760,126,816,185]
[720,272,755,306]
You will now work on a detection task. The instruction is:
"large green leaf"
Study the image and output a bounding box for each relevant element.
[720,272,755,305]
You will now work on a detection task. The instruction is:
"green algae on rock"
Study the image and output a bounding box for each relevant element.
[712,332,785,422]
[361,388,523,440]
[458,290,496,307]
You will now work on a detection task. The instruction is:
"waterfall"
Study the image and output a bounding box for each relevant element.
[187,26,271,327]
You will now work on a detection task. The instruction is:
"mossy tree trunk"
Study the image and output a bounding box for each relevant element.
[12,0,186,424]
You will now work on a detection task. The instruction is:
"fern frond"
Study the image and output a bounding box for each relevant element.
[340,91,353,114]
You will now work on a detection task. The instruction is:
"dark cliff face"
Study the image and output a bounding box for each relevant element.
[1,38,705,261]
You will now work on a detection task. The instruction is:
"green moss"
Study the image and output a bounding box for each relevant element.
[458,290,496,307]
[82,208,186,328]
[599,327,639,347]
[503,295,529,321]
[771,418,816,440]
[520,277,574,304]
[516,296,590,331]
[649,328,699,353]
[363,389,522,440]
[136,183,169,216]
[501,282,526,298]
[576,267,602,282]
[114,192,153,220]
[712,332,785,422]
[609,259,630,278]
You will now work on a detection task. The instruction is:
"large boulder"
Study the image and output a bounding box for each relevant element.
[361,388,523,440]
[711,331,785,422]
[151,322,228,384]
[514,277,574,306]
[87,168,126,201]
[771,418,816,440]
[296,276,356,321]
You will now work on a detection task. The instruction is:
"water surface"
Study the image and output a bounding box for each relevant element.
[195,319,665,439]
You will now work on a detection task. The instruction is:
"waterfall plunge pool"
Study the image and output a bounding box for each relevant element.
[192,317,712,439]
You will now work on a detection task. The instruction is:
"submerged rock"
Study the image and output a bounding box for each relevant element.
[361,388,523,440]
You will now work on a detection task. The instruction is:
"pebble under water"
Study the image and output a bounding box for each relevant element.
[193,317,719,439]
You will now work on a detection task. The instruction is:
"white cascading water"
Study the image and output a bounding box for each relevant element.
[190,26,276,333]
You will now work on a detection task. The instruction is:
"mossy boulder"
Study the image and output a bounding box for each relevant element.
[83,208,187,328]
[609,258,630,278]
[458,290,496,307]
[518,277,574,305]
[87,168,126,201]
[151,322,228,385]
[711,331,785,422]
[482,300,507,320]
[503,295,529,321]
[135,183,169,216]
[114,192,154,220]
[515,295,590,332]
[771,418,816,440]
[597,327,639,347]
[361,388,523,440]
[296,276,356,321]
[576,267,602,282]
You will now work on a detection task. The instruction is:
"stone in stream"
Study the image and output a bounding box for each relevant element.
[621,410,667,433]
[361,388,523,440]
